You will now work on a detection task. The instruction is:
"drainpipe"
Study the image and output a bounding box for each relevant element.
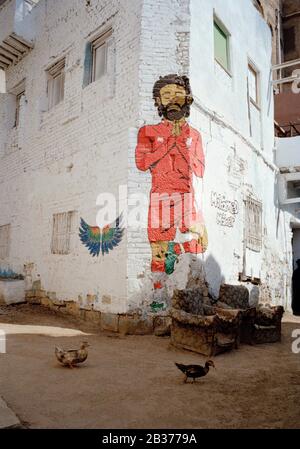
[276,7,283,92]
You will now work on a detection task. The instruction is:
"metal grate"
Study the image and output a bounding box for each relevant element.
[244,197,262,252]
[0,224,10,259]
[51,212,75,255]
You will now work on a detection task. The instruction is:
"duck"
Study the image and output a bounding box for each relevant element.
[175,360,215,383]
[55,341,90,368]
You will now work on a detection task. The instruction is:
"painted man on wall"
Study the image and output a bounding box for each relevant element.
[135,74,208,295]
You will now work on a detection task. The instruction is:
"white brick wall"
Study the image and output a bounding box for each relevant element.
[0,0,294,314]
[127,0,293,311]
[0,0,143,314]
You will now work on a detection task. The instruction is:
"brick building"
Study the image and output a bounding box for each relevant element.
[0,0,297,327]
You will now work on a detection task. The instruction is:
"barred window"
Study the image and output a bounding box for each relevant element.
[0,224,10,260]
[244,197,262,252]
[51,212,75,255]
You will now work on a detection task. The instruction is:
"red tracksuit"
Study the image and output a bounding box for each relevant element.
[135,120,205,242]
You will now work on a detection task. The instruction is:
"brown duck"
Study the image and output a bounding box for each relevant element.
[175,360,215,383]
[55,341,90,368]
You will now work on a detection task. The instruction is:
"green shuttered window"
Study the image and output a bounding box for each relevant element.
[214,20,230,72]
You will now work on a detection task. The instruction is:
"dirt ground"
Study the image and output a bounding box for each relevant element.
[0,304,300,429]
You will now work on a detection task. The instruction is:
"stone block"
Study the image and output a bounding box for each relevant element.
[85,309,101,324]
[100,313,119,332]
[41,297,52,308]
[25,290,35,299]
[153,315,171,336]
[65,301,80,317]
[0,280,26,305]
[53,299,66,307]
[118,314,153,335]
[27,296,41,305]
[35,289,47,299]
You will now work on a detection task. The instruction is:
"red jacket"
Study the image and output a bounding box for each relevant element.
[135,120,205,195]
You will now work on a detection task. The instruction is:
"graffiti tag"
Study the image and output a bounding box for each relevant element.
[211,191,239,228]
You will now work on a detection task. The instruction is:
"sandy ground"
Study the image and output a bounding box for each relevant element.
[0,304,300,429]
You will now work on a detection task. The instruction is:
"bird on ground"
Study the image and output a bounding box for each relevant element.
[175,360,215,383]
[55,341,90,368]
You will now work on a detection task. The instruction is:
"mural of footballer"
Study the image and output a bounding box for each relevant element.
[135,74,208,294]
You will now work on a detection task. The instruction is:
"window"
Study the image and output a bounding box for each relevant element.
[248,64,259,106]
[15,90,25,127]
[287,180,300,200]
[0,224,10,260]
[244,197,262,252]
[10,79,26,128]
[284,27,296,54]
[92,35,108,82]
[47,58,65,110]
[51,212,75,255]
[83,28,112,87]
[214,18,230,73]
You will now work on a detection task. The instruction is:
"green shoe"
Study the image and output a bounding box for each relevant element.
[150,301,166,313]
[165,242,179,275]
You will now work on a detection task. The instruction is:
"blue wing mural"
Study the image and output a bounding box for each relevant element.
[79,214,124,257]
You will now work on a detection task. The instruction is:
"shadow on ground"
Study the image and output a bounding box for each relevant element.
[0,304,300,429]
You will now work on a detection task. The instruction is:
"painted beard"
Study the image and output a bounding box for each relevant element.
[159,102,189,121]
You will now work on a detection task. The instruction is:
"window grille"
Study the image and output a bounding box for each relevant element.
[244,197,262,252]
[51,212,75,255]
[0,224,10,260]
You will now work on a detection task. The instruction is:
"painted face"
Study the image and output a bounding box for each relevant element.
[158,84,187,121]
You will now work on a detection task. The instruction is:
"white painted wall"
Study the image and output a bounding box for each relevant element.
[0,69,5,93]
[276,136,300,168]
[0,0,294,314]
[0,0,143,314]
[127,0,291,310]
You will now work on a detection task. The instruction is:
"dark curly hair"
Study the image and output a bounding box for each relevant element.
[152,74,193,118]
